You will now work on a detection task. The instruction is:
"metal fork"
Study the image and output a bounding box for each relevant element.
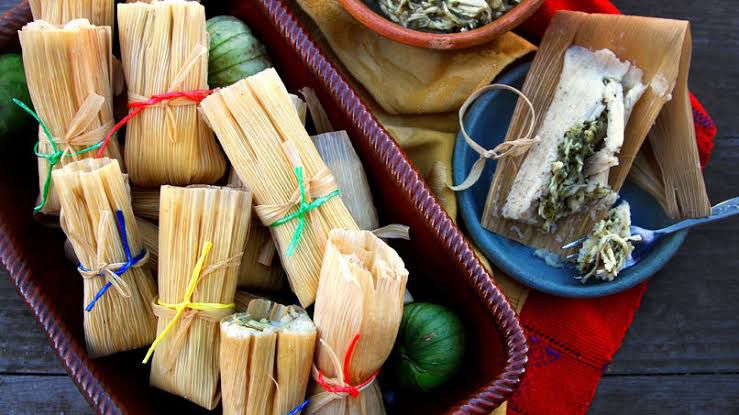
[562,196,739,265]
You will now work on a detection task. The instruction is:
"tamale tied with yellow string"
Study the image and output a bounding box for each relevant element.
[146,185,251,410]
[53,158,156,358]
[19,19,122,215]
[200,68,358,307]
[117,0,226,186]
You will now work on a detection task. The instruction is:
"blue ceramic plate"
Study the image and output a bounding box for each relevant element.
[454,62,687,298]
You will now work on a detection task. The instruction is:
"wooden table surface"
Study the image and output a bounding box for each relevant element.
[1,0,737,414]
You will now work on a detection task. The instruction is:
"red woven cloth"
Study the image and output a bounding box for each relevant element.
[508,2,718,414]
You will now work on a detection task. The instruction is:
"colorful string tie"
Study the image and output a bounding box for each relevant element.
[287,399,309,415]
[12,99,105,212]
[96,89,212,158]
[142,241,239,364]
[312,334,379,402]
[77,210,149,312]
[257,166,341,257]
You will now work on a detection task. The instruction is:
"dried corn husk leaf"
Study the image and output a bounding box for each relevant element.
[131,187,160,221]
[312,131,379,231]
[301,87,333,134]
[136,217,158,273]
[149,185,251,410]
[233,290,264,312]
[482,11,710,255]
[220,299,316,415]
[306,229,407,415]
[53,158,156,358]
[19,19,122,215]
[290,93,308,126]
[29,0,114,27]
[200,68,358,307]
[227,169,288,292]
[118,0,226,186]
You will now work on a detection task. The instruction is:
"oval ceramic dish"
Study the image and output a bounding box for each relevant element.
[454,62,688,298]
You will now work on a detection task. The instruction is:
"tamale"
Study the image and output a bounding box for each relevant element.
[306,229,408,415]
[53,158,156,358]
[220,299,316,415]
[19,19,122,215]
[118,0,226,186]
[227,170,288,292]
[131,187,161,221]
[482,11,710,254]
[146,185,251,410]
[29,0,114,27]
[312,131,379,231]
[200,68,358,307]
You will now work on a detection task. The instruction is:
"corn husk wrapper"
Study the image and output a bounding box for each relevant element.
[200,68,358,307]
[289,93,308,126]
[29,0,114,27]
[220,299,317,415]
[53,158,156,358]
[131,187,161,221]
[19,19,122,216]
[312,131,379,231]
[227,169,288,292]
[482,11,710,255]
[306,229,407,415]
[149,185,251,410]
[118,0,226,186]
[136,217,158,273]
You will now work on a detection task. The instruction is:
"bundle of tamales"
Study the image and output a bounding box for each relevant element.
[29,0,114,27]
[19,19,122,215]
[482,11,710,255]
[53,158,156,358]
[220,299,316,415]
[146,185,251,410]
[200,68,358,307]
[227,170,288,292]
[117,0,226,186]
[306,229,408,414]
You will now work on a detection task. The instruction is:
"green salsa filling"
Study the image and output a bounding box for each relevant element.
[537,110,611,232]
[376,0,521,33]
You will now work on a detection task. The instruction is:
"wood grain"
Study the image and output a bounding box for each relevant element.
[0,375,93,415]
[591,374,739,414]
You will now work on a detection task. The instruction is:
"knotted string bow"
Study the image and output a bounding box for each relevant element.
[142,241,241,366]
[256,166,341,257]
[450,84,541,191]
[96,46,212,157]
[76,210,149,312]
[13,96,111,212]
[305,334,379,414]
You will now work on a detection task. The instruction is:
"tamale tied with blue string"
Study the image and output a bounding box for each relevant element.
[53,158,156,358]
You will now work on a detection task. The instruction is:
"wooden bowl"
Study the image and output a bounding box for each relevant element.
[0,0,527,414]
[338,0,544,50]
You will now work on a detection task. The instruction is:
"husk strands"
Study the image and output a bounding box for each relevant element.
[482,11,710,254]
[29,0,115,27]
[19,19,122,215]
[131,187,161,221]
[53,158,156,358]
[220,299,316,415]
[312,131,379,231]
[227,170,288,292]
[200,68,358,307]
[149,185,251,410]
[306,229,407,415]
[118,0,226,186]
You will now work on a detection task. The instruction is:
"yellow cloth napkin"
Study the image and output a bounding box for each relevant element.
[294,2,534,413]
